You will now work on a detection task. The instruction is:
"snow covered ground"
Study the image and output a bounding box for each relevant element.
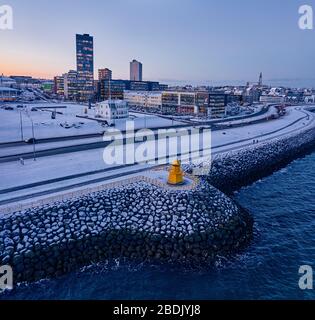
[0,105,314,207]
[0,103,101,143]
[0,106,313,187]
[0,106,308,158]
[0,103,185,143]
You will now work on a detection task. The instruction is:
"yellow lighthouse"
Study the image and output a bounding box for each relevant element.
[168,160,184,185]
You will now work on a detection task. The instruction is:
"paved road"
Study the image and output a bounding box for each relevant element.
[0,124,191,149]
[0,107,278,163]
[0,104,272,149]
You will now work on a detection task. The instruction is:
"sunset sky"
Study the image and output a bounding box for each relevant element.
[1,0,314,84]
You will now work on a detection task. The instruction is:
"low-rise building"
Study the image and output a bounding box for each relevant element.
[100,80,127,100]
[0,87,20,102]
[98,68,112,81]
[63,70,78,100]
[161,91,196,115]
[161,91,227,117]
[54,76,65,96]
[99,80,168,101]
[124,91,162,108]
[10,76,42,89]
[208,93,227,118]
[0,75,17,88]
[260,95,285,104]
[95,100,129,125]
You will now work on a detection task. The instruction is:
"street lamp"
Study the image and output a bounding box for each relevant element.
[19,111,24,141]
[26,111,36,161]
[144,115,147,128]
[30,118,36,161]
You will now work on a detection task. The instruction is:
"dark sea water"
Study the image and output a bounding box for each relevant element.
[2,152,315,300]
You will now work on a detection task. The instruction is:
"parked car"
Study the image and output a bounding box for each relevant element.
[25,138,36,144]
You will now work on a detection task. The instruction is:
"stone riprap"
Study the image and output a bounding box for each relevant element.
[0,180,253,283]
[205,127,315,193]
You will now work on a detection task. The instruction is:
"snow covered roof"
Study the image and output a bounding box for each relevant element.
[0,76,14,81]
[97,99,127,110]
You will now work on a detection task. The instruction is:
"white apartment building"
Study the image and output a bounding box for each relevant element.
[95,100,129,125]
[124,91,162,108]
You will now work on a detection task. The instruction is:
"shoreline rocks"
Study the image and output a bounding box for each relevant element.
[0,180,253,283]
[192,127,315,194]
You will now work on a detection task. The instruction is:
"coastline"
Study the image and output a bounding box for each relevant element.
[1,115,315,284]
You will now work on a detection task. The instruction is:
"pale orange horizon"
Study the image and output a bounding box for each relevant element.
[1,63,60,80]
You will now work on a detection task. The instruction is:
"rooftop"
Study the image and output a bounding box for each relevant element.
[0,87,19,92]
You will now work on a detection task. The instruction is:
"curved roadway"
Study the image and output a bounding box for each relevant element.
[0,106,314,206]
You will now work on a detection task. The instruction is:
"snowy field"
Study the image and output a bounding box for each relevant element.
[0,103,102,143]
[0,103,185,143]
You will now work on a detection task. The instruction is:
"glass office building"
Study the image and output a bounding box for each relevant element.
[130,60,143,82]
[76,34,94,102]
[208,93,227,118]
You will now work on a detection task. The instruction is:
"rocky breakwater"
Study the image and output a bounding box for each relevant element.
[0,179,253,283]
[206,126,315,193]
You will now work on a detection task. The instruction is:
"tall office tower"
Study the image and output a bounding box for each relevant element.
[76,34,94,101]
[258,72,263,87]
[130,59,143,81]
[98,68,112,81]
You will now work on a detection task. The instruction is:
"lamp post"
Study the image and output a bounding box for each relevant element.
[26,111,36,161]
[30,118,36,161]
[19,111,24,141]
[144,115,147,128]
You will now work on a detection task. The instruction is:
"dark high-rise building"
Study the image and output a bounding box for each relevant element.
[130,59,143,81]
[98,68,112,81]
[76,34,94,102]
[258,72,263,87]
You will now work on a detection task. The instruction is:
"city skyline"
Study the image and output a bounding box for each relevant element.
[0,0,315,86]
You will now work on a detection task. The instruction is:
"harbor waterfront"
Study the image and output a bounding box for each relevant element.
[1,115,315,286]
[2,0,315,305]
[1,149,315,300]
